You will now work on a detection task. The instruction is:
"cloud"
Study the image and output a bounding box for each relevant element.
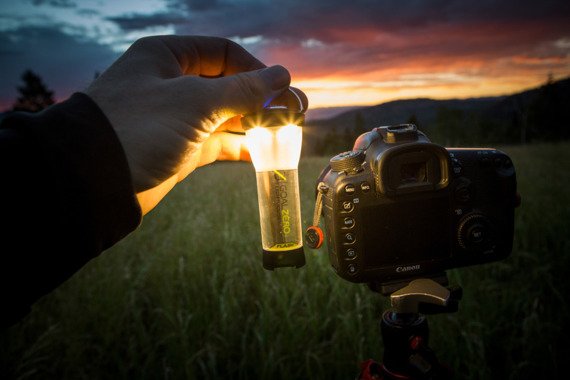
[29,0,76,8]
[1,0,568,109]
[75,8,101,18]
[0,25,119,109]
[153,0,569,79]
[107,11,189,31]
[166,0,570,39]
[183,0,222,11]
[102,1,569,69]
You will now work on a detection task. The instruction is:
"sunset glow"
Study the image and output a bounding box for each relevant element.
[293,75,549,108]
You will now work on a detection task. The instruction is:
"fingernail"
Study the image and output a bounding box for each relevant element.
[260,65,291,90]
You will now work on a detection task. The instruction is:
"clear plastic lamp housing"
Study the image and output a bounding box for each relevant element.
[247,124,302,171]
[243,110,306,270]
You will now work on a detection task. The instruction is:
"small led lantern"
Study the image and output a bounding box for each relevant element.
[242,89,306,270]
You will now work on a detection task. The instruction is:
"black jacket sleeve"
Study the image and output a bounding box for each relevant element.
[0,93,142,327]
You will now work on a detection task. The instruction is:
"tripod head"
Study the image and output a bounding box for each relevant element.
[390,278,462,315]
[359,276,462,380]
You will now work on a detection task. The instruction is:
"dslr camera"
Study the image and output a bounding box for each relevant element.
[315,124,517,290]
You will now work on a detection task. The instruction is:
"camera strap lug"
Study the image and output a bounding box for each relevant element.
[305,182,328,249]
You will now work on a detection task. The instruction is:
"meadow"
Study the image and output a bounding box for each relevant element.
[1,143,569,379]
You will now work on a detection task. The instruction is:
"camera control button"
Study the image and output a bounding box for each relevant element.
[347,263,358,275]
[360,182,371,192]
[341,200,354,213]
[455,187,471,203]
[345,248,357,260]
[458,213,493,250]
[344,184,356,194]
[342,217,355,229]
[468,225,485,244]
[343,232,356,244]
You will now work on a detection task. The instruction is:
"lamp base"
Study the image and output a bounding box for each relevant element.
[262,247,306,270]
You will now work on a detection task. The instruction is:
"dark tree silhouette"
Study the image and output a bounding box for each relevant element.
[527,75,570,141]
[12,70,55,113]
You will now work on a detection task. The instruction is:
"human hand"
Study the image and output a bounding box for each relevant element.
[85,35,307,215]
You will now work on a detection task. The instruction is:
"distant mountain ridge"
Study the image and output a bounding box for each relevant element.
[308,78,569,129]
[303,77,570,155]
[309,96,503,130]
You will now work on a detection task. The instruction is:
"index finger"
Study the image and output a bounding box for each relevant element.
[158,35,266,77]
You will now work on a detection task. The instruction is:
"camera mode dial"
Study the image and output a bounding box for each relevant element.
[330,150,365,173]
[457,213,493,251]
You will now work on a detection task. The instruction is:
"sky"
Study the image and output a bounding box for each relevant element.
[0,0,569,111]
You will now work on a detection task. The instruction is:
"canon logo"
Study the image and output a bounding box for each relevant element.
[396,264,420,273]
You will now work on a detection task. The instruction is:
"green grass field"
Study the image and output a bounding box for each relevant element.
[2,143,569,379]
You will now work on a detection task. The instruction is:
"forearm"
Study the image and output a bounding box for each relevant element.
[0,93,142,326]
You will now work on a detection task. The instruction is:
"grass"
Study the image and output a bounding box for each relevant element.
[2,143,569,379]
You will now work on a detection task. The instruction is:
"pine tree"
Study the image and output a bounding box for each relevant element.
[12,70,55,112]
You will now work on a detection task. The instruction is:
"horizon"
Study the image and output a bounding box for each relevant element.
[1,1,569,111]
[305,75,568,120]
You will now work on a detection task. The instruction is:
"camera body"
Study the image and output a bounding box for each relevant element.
[318,124,517,285]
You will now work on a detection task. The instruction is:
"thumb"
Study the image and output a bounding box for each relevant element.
[210,65,291,118]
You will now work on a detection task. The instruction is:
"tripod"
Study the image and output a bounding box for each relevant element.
[358,276,463,380]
